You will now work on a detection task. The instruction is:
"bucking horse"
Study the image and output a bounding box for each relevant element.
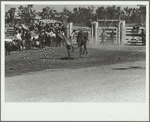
[5,39,20,55]
[76,31,88,58]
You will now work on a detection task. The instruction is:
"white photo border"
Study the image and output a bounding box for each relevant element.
[1,1,149,121]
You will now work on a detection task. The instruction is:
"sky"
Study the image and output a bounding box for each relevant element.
[5,4,140,13]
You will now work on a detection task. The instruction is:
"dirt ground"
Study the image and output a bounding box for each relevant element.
[5,44,146,102]
[5,45,145,77]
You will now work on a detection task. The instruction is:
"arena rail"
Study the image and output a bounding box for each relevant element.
[125,27,144,45]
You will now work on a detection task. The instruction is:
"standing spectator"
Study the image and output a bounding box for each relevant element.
[100,29,109,45]
[26,30,31,47]
[39,29,46,48]
[16,30,22,51]
[110,29,115,44]
[61,24,67,37]
[141,28,146,46]
[21,29,26,48]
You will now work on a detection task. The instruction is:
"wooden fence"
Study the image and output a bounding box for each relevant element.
[125,27,145,45]
[97,27,117,44]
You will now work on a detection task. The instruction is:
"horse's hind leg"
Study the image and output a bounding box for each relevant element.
[84,44,88,55]
[71,45,74,53]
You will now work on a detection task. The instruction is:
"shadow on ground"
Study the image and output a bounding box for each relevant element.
[5,46,146,77]
[112,66,145,70]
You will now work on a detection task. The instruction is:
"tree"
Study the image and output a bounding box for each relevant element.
[18,5,36,23]
[39,6,54,19]
[62,7,71,23]
[96,6,105,20]
[71,6,94,26]
[138,5,146,26]
[5,7,16,24]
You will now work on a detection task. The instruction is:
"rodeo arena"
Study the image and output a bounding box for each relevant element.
[4,7,146,104]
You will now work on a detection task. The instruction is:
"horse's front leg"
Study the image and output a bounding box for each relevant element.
[68,49,70,57]
[66,45,70,57]
[79,46,83,58]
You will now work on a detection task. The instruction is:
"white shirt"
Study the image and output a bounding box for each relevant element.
[16,33,22,41]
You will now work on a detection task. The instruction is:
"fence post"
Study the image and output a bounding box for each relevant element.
[121,20,126,45]
[69,22,73,36]
[118,22,121,45]
[91,23,93,45]
[95,22,98,45]
[69,22,73,44]
[91,21,98,45]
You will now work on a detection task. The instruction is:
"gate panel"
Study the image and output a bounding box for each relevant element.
[97,27,117,44]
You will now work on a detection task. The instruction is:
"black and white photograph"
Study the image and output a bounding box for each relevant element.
[1,1,149,121]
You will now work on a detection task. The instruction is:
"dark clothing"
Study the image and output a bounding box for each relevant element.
[48,27,53,32]
[110,31,115,44]
[141,29,146,45]
[39,32,45,48]
[14,24,19,34]
[21,30,26,40]
[26,31,31,46]
[55,27,60,34]
[61,26,67,37]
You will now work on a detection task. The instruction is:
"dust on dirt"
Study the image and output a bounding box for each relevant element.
[5,45,146,77]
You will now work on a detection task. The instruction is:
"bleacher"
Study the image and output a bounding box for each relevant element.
[5,27,14,37]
